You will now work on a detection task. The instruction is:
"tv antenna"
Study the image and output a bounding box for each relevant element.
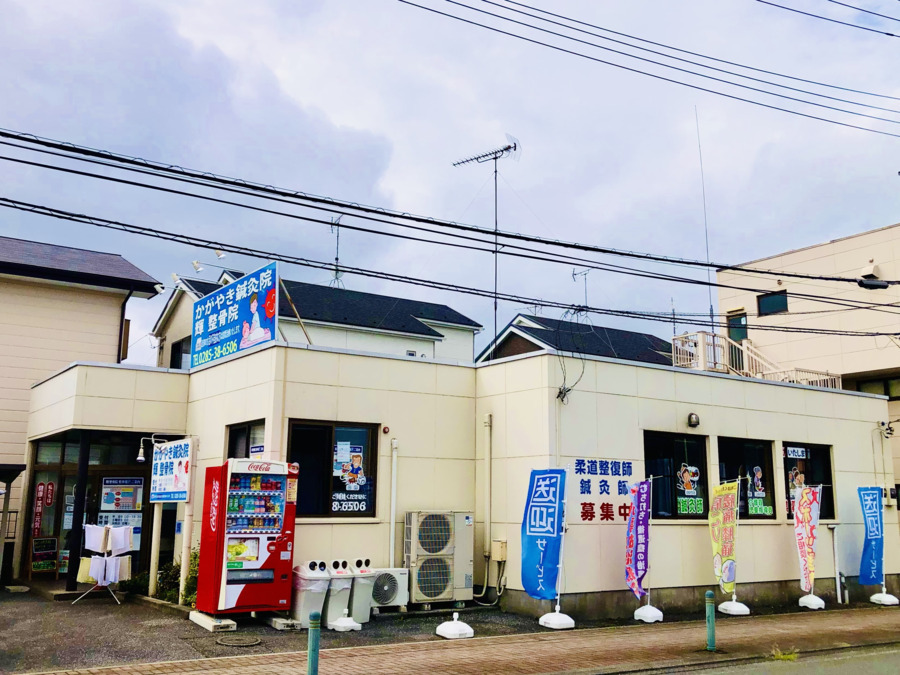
[572,268,591,307]
[453,134,521,359]
[330,215,345,288]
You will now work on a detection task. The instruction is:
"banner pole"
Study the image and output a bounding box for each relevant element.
[646,475,653,608]
[732,474,740,604]
[554,464,569,614]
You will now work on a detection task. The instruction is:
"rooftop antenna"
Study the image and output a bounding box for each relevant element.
[453,134,521,359]
[572,268,590,307]
[330,215,345,289]
[694,107,714,332]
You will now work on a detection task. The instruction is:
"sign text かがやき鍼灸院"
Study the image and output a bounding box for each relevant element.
[190,262,279,368]
[150,439,194,503]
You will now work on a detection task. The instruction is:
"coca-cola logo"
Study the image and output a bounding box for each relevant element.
[210,479,219,532]
[247,462,272,473]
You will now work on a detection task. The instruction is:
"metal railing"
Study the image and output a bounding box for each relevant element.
[672,332,841,390]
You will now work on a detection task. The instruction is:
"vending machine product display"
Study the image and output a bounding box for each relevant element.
[196,459,299,614]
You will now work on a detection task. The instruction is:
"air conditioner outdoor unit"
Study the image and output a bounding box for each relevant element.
[404,511,474,604]
[370,568,409,608]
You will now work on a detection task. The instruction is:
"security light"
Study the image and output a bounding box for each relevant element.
[192,260,203,273]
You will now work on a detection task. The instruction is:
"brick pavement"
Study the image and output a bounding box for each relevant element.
[31,607,900,675]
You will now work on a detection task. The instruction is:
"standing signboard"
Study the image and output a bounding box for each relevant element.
[858,487,884,586]
[625,480,651,598]
[150,439,194,503]
[521,468,566,600]
[793,485,821,593]
[190,262,279,369]
[709,482,739,594]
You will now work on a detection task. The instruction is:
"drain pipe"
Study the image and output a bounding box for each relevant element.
[828,524,841,604]
[475,414,493,600]
[389,438,399,568]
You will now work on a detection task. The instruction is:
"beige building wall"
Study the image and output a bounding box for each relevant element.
[0,276,126,564]
[480,353,898,600]
[716,224,900,377]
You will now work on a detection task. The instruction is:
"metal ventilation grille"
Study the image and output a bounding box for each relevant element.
[418,513,452,554]
[416,557,451,599]
[372,572,399,605]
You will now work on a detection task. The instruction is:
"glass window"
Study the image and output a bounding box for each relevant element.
[227,421,265,459]
[887,379,900,399]
[289,421,377,518]
[644,431,708,519]
[169,336,191,370]
[783,443,835,520]
[717,437,776,519]
[35,441,62,465]
[757,291,788,316]
[858,380,886,396]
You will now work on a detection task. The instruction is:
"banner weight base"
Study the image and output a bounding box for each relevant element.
[633,604,663,623]
[717,600,750,616]
[798,594,824,610]
[870,592,899,606]
[436,612,474,639]
[539,608,575,630]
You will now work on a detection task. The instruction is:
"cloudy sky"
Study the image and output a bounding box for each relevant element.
[1,0,899,363]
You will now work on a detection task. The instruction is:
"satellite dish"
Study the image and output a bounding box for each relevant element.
[505,133,522,162]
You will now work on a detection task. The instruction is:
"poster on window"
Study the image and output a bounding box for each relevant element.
[793,485,821,593]
[101,478,143,511]
[709,481,739,593]
[190,262,279,368]
[331,444,370,513]
[150,439,193,503]
[521,469,566,600]
[32,537,57,572]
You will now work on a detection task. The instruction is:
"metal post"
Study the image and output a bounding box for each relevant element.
[307,610,321,675]
[149,502,163,597]
[0,481,11,583]
[178,499,193,604]
[705,590,715,651]
[65,431,91,591]
[492,155,498,359]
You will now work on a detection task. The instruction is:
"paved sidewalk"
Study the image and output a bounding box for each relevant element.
[27,606,900,675]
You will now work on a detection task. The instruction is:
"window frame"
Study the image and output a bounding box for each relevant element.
[287,419,379,519]
[856,378,900,400]
[169,336,192,370]
[643,430,709,520]
[226,420,266,459]
[717,437,777,520]
[782,442,835,521]
[756,290,789,317]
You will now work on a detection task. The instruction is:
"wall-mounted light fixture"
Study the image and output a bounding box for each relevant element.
[687,412,700,428]
[137,433,166,463]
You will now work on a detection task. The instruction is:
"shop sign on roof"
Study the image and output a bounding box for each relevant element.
[190,262,279,368]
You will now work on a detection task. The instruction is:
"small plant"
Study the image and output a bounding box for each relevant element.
[770,645,799,661]
[119,571,150,596]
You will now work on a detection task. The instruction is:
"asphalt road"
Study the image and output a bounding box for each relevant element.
[689,644,900,674]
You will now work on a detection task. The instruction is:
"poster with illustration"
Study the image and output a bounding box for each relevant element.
[676,463,700,496]
[100,478,143,511]
[150,439,193,503]
[331,444,371,514]
[226,537,259,563]
[191,262,279,368]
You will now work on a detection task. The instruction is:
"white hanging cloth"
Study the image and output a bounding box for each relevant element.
[89,556,108,586]
[83,524,107,553]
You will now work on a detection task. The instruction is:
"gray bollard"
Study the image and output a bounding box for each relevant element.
[705,590,715,652]
[308,610,321,675]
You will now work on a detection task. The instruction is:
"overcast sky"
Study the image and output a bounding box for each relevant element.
[1,0,899,364]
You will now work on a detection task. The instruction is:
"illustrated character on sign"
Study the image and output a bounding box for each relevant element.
[677,463,699,496]
[789,467,805,490]
[240,292,273,348]
[750,466,764,496]
[347,454,364,483]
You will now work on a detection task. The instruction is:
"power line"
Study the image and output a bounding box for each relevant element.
[502,0,900,102]
[756,0,899,38]
[3,196,899,339]
[454,0,900,124]
[1,128,894,286]
[826,1,900,24]
[7,148,900,320]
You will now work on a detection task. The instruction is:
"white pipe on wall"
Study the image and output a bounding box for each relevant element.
[389,438,399,568]
[828,524,841,604]
[483,413,493,557]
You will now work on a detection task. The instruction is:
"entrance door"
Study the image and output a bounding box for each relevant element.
[726,313,748,372]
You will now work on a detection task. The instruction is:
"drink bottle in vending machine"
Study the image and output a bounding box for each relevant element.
[196,459,299,614]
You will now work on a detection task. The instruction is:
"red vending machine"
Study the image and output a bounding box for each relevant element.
[196,459,298,615]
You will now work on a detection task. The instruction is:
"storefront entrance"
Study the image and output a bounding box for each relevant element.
[27,430,158,580]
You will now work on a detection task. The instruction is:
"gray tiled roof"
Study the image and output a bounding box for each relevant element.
[0,235,159,294]
[180,273,481,338]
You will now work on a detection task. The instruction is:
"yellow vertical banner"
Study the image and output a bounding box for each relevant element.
[709,482,739,594]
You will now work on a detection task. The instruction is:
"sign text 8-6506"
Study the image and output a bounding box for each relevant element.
[332,500,367,512]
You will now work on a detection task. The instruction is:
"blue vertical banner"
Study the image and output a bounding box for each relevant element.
[191,262,279,368]
[858,487,884,586]
[521,468,566,600]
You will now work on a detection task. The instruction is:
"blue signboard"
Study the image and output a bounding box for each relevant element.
[521,468,566,600]
[190,262,279,368]
[858,486,884,586]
